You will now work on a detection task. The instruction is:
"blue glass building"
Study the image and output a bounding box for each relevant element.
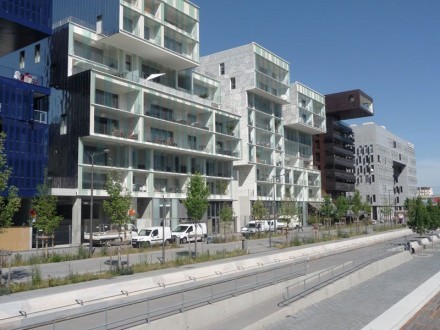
[0,0,52,218]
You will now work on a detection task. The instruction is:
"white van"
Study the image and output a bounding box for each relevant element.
[172,223,207,243]
[277,215,301,230]
[241,220,278,235]
[132,226,172,247]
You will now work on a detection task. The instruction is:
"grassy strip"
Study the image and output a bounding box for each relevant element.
[1,249,246,295]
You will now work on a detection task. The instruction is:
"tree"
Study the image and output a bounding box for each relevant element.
[407,197,430,239]
[103,170,133,241]
[0,132,21,232]
[279,191,298,228]
[381,205,393,224]
[32,171,63,257]
[348,190,365,232]
[252,199,267,221]
[183,172,209,256]
[334,195,348,224]
[320,194,335,227]
[361,199,371,230]
[426,199,440,233]
[350,190,364,223]
[219,203,235,236]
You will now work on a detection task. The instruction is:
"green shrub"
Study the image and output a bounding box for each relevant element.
[28,255,43,265]
[77,246,89,259]
[31,265,42,286]
[13,253,23,266]
[292,236,302,246]
[115,266,134,276]
[48,254,63,263]
[100,245,109,257]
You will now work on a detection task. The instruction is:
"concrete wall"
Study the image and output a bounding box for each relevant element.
[136,251,412,330]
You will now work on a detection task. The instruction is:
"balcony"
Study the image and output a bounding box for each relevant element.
[33,110,47,124]
[102,28,198,72]
[0,64,45,88]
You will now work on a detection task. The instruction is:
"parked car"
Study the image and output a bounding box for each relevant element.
[172,223,207,244]
[132,226,172,247]
[241,220,278,235]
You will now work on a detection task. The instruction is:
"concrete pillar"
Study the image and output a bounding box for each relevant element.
[71,198,82,246]
[302,201,308,227]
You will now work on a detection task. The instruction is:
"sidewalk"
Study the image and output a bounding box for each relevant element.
[262,243,440,330]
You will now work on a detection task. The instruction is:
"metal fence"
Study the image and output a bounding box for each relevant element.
[12,245,402,330]
[13,257,309,330]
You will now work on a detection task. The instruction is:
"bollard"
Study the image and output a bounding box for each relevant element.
[175,237,180,247]
[242,238,247,251]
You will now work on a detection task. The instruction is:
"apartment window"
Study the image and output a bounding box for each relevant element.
[371,175,375,182]
[123,16,133,32]
[95,89,118,108]
[144,26,150,40]
[377,155,381,163]
[188,135,196,149]
[125,54,132,71]
[393,141,397,148]
[60,114,67,135]
[372,195,376,203]
[187,113,197,124]
[230,77,236,90]
[164,36,182,54]
[34,44,40,63]
[96,15,103,34]
[219,63,225,75]
[19,51,25,69]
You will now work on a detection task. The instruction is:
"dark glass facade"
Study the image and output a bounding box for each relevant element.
[0,0,52,56]
[0,0,52,201]
[0,75,50,197]
[313,90,374,199]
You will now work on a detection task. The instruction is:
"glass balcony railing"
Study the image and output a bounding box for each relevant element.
[33,110,47,123]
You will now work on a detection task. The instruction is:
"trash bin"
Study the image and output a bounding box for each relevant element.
[242,238,247,251]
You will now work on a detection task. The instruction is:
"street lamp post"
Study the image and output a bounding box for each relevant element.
[89,149,109,257]
[162,189,166,264]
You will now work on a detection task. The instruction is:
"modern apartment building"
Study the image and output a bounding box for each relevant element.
[351,122,417,221]
[0,0,52,221]
[0,0,242,245]
[417,187,433,197]
[198,43,325,226]
[313,89,373,199]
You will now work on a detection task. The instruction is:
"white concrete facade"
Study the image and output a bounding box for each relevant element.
[198,43,324,227]
[351,122,417,221]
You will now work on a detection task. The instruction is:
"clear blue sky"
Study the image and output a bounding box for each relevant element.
[195,0,440,192]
